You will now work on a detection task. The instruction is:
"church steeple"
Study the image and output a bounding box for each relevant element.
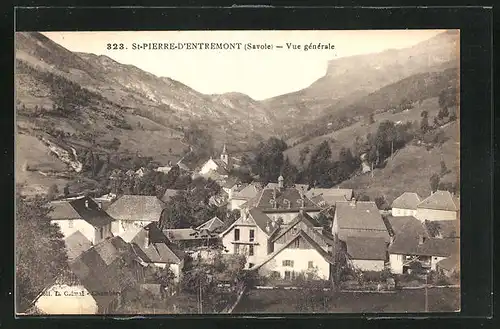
[220,143,229,167]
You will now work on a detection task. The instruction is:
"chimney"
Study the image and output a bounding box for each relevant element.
[349,198,357,207]
[84,199,89,209]
[418,235,425,245]
[278,175,284,190]
[299,208,304,215]
[273,188,277,200]
[266,221,272,233]
[144,229,150,248]
[97,201,102,210]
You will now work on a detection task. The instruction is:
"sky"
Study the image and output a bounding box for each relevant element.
[42,30,445,100]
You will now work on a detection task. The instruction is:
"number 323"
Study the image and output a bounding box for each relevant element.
[107,43,125,50]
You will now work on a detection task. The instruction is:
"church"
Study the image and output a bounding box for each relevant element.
[198,144,232,178]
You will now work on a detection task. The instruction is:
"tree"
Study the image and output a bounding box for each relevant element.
[251,137,288,184]
[420,111,430,133]
[430,173,440,193]
[425,220,442,238]
[374,196,388,210]
[63,184,70,197]
[281,156,299,187]
[298,146,310,166]
[440,160,448,176]
[16,194,70,312]
[47,184,59,201]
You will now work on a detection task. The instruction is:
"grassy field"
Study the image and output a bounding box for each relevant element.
[338,121,459,203]
[284,97,442,166]
[233,287,460,314]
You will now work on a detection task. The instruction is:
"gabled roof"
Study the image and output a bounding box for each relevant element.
[306,188,353,205]
[64,231,92,261]
[127,224,184,264]
[391,192,422,210]
[161,189,180,203]
[106,195,165,222]
[48,196,113,228]
[388,216,459,257]
[425,220,460,238]
[221,176,240,189]
[69,236,143,312]
[436,254,460,272]
[417,190,459,211]
[345,236,388,261]
[335,201,390,242]
[232,183,261,200]
[270,211,323,243]
[219,208,274,237]
[196,217,224,232]
[256,187,318,212]
[249,230,334,271]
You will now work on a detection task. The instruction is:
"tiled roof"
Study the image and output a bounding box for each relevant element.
[161,189,180,203]
[391,192,422,210]
[345,236,388,260]
[64,231,92,262]
[335,201,390,242]
[68,236,143,312]
[48,197,113,227]
[425,220,460,238]
[128,224,184,264]
[232,183,261,200]
[248,208,273,234]
[306,188,353,204]
[388,216,459,257]
[106,195,165,222]
[249,230,334,271]
[256,187,318,212]
[417,190,459,211]
[271,211,334,246]
[436,254,460,272]
[221,176,240,189]
[197,217,224,232]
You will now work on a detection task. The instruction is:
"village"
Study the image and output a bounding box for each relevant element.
[22,145,460,314]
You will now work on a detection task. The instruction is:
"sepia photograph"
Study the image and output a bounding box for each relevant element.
[15,29,460,315]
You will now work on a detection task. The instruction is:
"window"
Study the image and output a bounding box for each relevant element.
[248,263,254,268]
[68,220,74,228]
[100,228,104,240]
[292,239,300,248]
[284,271,296,280]
[234,229,240,241]
[282,260,294,267]
[249,229,255,242]
[308,261,314,269]
[249,245,254,256]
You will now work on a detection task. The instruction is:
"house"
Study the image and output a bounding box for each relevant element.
[120,223,185,280]
[199,144,232,177]
[415,190,459,221]
[391,192,422,217]
[387,216,459,274]
[254,175,321,223]
[64,231,93,261]
[161,189,180,203]
[436,254,460,277]
[47,196,113,245]
[250,230,334,281]
[33,236,146,314]
[332,200,391,271]
[164,217,225,253]
[32,273,98,315]
[106,195,165,235]
[305,188,353,207]
[155,165,172,174]
[249,210,336,280]
[221,176,241,200]
[135,167,148,178]
[229,183,261,211]
[220,208,276,268]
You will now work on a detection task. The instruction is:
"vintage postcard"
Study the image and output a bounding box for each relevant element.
[15,29,460,315]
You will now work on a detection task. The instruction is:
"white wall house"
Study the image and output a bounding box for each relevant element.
[415,190,459,222]
[220,208,274,268]
[106,195,165,236]
[391,192,422,217]
[48,197,113,245]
